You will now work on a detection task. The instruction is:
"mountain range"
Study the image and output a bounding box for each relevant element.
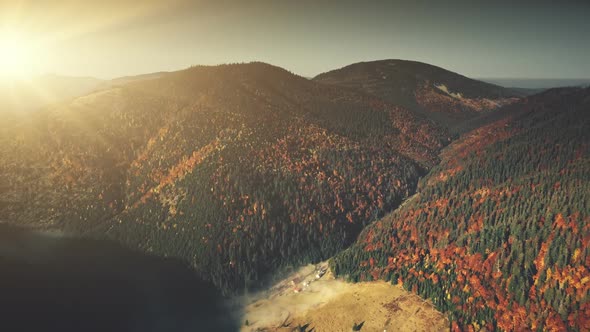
[481,78,590,89]
[0,62,449,294]
[0,60,587,330]
[0,72,168,119]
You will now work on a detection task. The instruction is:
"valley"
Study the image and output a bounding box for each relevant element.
[239,262,448,331]
[332,87,590,330]
[1,2,588,331]
[0,62,448,295]
[1,60,587,331]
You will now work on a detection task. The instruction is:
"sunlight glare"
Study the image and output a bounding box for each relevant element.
[0,31,34,80]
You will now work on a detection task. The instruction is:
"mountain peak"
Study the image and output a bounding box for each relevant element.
[313,59,522,132]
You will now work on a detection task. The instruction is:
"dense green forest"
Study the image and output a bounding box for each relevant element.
[331,87,590,330]
[0,62,449,294]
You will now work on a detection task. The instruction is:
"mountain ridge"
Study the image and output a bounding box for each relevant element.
[0,61,448,294]
[1,61,586,329]
[314,59,523,132]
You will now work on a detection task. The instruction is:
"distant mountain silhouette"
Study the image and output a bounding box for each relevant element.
[314,59,522,132]
[0,72,170,123]
[481,78,590,89]
[106,71,170,87]
[0,75,104,114]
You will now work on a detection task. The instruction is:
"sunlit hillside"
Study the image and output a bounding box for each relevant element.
[0,62,449,294]
[332,87,590,330]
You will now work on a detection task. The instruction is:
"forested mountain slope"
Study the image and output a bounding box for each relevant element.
[331,87,590,330]
[314,60,522,132]
[0,62,449,294]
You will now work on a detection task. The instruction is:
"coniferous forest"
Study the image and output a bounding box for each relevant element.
[0,1,589,331]
[331,87,590,330]
[0,63,448,294]
[0,61,588,331]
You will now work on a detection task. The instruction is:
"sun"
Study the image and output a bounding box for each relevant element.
[0,31,34,80]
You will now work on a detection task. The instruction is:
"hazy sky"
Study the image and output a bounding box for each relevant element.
[1,0,589,79]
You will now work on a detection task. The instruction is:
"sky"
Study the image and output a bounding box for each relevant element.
[0,0,589,80]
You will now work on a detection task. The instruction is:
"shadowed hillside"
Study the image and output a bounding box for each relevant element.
[331,87,590,330]
[0,62,449,294]
[314,60,522,132]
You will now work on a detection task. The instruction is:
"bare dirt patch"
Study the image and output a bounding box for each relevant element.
[240,263,448,332]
